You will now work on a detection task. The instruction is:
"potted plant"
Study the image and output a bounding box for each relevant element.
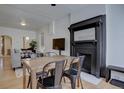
[29,40,37,53]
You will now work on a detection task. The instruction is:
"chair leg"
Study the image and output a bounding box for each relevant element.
[77,78,79,88]
[27,76,31,88]
[79,77,83,89]
[37,83,39,89]
[37,82,44,89]
[70,77,76,89]
[64,76,76,89]
[30,79,32,89]
[63,77,66,83]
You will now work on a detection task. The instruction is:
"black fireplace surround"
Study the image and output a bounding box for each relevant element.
[75,41,96,75]
[68,15,106,78]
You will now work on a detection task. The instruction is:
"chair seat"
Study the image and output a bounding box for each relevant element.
[64,69,78,76]
[27,71,48,88]
[62,56,85,89]
[38,76,55,88]
[37,60,65,89]
[36,71,48,78]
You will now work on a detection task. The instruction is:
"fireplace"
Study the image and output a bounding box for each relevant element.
[79,53,91,73]
[69,15,106,77]
[75,41,97,76]
[81,54,91,73]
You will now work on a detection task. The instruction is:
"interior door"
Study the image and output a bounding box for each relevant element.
[0,35,12,57]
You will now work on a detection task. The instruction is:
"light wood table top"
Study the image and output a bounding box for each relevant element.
[22,55,74,89]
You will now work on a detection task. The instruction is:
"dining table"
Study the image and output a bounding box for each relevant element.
[22,55,74,89]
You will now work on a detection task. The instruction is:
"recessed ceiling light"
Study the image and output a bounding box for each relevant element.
[20,21,26,26]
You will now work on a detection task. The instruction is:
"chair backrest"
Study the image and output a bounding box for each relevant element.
[54,60,65,87]
[79,56,85,67]
[69,57,79,69]
[42,60,65,88]
[78,56,85,76]
[69,56,85,77]
[44,52,58,57]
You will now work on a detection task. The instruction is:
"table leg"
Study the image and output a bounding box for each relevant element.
[23,64,26,89]
[31,70,37,89]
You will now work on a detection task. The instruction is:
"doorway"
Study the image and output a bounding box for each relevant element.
[0,35,12,70]
[0,35,12,57]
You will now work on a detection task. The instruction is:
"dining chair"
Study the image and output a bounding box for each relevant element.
[43,52,58,75]
[27,70,48,88]
[27,52,58,88]
[37,60,65,89]
[26,59,48,88]
[62,56,85,89]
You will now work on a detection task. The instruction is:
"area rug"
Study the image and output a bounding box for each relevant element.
[80,71,102,85]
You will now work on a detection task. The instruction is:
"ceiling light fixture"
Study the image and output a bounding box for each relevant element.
[25,36,29,41]
[52,21,55,34]
[20,20,26,26]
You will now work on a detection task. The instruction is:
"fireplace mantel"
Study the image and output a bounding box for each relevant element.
[68,15,106,78]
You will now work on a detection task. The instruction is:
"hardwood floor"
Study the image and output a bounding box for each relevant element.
[0,56,12,70]
[0,57,120,89]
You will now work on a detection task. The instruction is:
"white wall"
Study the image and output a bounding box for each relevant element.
[106,5,124,67]
[106,5,124,81]
[37,25,50,52]
[0,26,37,50]
[50,16,70,55]
[38,16,70,55]
[71,4,106,24]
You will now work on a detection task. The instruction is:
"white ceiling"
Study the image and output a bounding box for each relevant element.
[0,4,89,31]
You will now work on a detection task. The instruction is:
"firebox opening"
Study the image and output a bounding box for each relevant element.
[78,53,91,74]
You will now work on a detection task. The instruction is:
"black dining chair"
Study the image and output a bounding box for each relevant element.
[28,52,58,88]
[62,56,85,89]
[44,51,58,75]
[26,59,48,88]
[27,70,48,88]
[37,60,65,89]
